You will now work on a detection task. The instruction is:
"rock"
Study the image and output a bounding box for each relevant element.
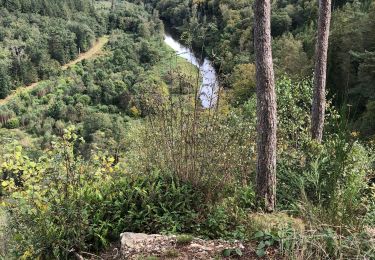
[118,232,256,259]
[120,232,163,250]
[189,243,214,251]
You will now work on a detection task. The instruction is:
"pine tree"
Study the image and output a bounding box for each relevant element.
[254,0,277,212]
[311,0,332,142]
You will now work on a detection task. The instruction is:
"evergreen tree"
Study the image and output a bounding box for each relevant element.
[254,0,277,212]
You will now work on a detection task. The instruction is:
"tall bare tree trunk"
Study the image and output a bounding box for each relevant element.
[311,0,332,142]
[111,0,115,12]
[254,0,277,212]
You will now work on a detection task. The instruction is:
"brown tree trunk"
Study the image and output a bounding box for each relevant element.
[254,0,277,212]
[311,0,332,142]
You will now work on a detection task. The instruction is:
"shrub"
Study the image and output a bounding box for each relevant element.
[1,127,110,258]
[275,77,373,228]
[84,170,202,244]
[244,213,305,236]
[176,234,193,246]
[0,127,203,258]
[4,118,20,129]
[135,83,256,202]
[278,227,375,259]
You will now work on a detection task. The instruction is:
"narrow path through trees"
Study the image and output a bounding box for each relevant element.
[0,36,109,106]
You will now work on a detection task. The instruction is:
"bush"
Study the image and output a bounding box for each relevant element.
[1,127,105,258]
[245,213,305,236]
[4,118,20,129]
[176,234,193,245]
[135,79,256,202]
[84,170,202,245]
[0,127,204,258]
[274,77,373,228]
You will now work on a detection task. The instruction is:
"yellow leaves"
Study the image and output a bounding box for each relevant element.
[1,179,16,193]
[62,125,78,142]
[130,106,141,117]
[20,247,35,260]
[99,155,116,175]
[35,199,49,213]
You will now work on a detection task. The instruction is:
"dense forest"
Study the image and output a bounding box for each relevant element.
[0,0,374,259]
[132,0,375,136]
[0,0,105,98]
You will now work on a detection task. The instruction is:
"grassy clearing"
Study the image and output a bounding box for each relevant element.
[154,42,200,84]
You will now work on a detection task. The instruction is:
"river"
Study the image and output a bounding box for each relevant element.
[164,33,219,109]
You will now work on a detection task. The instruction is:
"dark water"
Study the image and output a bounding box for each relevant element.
[164,33,219,108]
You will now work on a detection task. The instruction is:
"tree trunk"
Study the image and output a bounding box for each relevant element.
[254,0,277,212]
[311,0,332,143]
[111,0,115,12]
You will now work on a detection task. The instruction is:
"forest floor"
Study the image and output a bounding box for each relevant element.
[95,233,262,260]
[0,36,109,106]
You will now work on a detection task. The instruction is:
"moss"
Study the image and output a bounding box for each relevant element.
[176,234,193,246]
[163,248,179,258]
[244,212,305,237]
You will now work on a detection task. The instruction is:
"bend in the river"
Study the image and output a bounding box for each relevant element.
[164,32,219,109]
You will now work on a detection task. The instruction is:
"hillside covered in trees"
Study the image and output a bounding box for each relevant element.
[135,0,375,136]
[0,0,106,99]
[0,0,374,259]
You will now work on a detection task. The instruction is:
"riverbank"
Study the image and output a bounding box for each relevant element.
[163,31,219,108]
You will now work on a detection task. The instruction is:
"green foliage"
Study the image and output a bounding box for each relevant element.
[1,127,108,258]
[89,170,202,237]
[176,234,193,245]
[0,1,102,96]
[4,117,19,129]
[0,2,168,153]
[230,63,256,105]
[0,0,94,17]
[222,247,243,257]
[328,2,375,136]
[0,66,11,98]
[0,1,374,259]
[254,230,280,257]
[0,127,202,258]
[197,186,256,240]
[136,0,375,136]
[163,248,179,258]
[273,33,311,76]
[274,77,373,228]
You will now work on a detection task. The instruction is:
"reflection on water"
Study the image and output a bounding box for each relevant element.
[164,33,219,108]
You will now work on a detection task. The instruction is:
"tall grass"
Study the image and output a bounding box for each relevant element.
[132,64,256,201]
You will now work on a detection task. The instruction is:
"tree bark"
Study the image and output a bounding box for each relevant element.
[311,0,332,142]
[254,0,277,212]
[111,0,115,12]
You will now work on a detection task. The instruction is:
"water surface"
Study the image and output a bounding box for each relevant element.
[164,33,219,108]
